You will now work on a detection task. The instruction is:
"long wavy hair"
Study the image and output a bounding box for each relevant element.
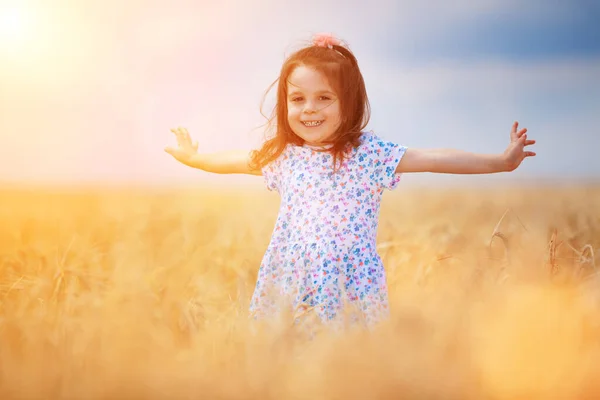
[249,39,371,173]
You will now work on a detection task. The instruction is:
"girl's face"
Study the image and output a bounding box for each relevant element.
[286,65,341,146]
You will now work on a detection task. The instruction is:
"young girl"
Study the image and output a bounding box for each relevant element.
[165,33,536,329]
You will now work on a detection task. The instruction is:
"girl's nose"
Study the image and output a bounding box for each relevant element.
[303,104,316,114]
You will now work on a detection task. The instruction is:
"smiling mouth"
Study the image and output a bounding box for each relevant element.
[302,120,324,127]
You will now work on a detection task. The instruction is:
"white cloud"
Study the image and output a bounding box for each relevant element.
[360,56,600,183]
[364,56,600,107]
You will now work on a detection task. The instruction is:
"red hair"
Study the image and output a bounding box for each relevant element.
[249,40,371,172]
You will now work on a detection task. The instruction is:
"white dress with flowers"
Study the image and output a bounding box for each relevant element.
[249,131,407,327]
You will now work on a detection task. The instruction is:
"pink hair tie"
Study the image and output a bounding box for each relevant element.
[312,32,342,49]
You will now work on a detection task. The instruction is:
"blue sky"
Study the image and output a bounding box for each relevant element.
[387,1,600,62]
[0,0,598,186]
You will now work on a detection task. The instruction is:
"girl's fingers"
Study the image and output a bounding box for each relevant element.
[524,139,536,146]
[525,151,536,157]
[173,127,186,146]
[176,129,185,146]
[517,128,527,138]
[178,127,191,144]
[510,121,519,139]
[170,127,194,150]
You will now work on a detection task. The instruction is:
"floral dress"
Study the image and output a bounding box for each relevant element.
[249,131,407,328]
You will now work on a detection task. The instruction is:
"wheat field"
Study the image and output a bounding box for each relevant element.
[0,184,599,399]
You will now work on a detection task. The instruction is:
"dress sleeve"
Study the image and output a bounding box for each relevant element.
[261,147,287,192]
[364,134,407,190]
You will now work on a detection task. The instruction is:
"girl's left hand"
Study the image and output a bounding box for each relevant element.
[503,121,536,171]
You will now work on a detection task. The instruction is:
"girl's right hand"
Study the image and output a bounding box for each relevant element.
[165,127,199,162]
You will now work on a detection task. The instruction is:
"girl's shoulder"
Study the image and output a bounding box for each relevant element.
[272,143,298,161]
[357,131,398,152]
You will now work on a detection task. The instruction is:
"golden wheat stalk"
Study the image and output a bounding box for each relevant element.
[546,228,562,277]
[488,209,513,286]
[565,242,597,281]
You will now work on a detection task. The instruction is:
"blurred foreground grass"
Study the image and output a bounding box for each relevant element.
[0,184,599,399]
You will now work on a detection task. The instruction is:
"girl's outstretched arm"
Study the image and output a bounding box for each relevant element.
[396,121,536,174]
[165,127,261,175]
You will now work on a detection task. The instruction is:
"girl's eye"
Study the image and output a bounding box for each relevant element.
[290,96,332,102]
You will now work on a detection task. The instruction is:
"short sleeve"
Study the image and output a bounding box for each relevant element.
[362,133,407,190]
[262,159,281,192]
[261,147,288,192]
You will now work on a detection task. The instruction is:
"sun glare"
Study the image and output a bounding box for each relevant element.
[0,7,24,41]
[0,4,51,70]
[0,5,31,58]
